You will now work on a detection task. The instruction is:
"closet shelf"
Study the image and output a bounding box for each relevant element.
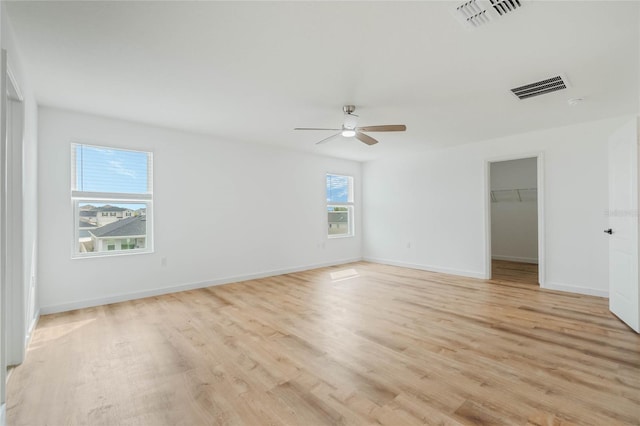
[491,188,537,203]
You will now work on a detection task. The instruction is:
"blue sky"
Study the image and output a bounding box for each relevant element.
[75,145,149,193]
[326,174,350,202]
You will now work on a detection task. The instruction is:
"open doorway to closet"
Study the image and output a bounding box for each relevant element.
[486,155,544,286]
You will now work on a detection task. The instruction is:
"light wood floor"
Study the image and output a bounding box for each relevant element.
[7,261,640,425]
[492,260,538,286]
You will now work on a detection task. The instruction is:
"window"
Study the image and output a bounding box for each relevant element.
[120,238,137,250]
[71,143,153,257]
[326,174,354,237]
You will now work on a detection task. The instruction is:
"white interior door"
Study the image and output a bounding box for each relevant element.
[608,118,640,333]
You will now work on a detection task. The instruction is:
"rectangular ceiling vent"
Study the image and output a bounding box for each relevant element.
[510,75,569,100]
[454,0,524,29]
[489,0,523,16]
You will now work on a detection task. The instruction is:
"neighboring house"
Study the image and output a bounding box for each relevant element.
[328,211,348,235]
[88,216,146,252]
[78,219,98,253]
[79,209,97,225]
[94,205,135,226]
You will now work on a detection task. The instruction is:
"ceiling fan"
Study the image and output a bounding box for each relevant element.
[294,105,406,145]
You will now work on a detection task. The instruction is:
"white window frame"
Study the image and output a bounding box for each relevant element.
[326,173,354,238]
[70,143,154,258]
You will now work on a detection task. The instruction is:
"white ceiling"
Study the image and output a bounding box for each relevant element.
[6,1,639,162]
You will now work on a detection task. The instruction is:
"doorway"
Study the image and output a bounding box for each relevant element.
[485,154,544,285]
[5,66,25,367]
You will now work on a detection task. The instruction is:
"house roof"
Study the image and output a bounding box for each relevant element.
[79,219,97,228]
[95,205,132,212]
[79,210,97,217]
[89,216,146,238]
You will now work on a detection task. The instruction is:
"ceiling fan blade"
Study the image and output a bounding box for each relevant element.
[355,132,378,145]
[294,127,341,131]
[316,133,342,145]
[356,125,406,132]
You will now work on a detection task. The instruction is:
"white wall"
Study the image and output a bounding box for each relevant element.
[490,158,538,264]
[38,107,362,313]
[0,3,39,418]
[363,116,631,297]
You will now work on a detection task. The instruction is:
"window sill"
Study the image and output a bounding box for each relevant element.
[328,234,355,239]
[72,249,154,260]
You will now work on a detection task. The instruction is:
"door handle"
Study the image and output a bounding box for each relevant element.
[604,228,613,234]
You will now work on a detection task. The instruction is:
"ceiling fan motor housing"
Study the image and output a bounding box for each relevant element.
[343,105,356,114]
[343,105,358,129]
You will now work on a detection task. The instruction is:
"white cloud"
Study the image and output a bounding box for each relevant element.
[108,160,137,179]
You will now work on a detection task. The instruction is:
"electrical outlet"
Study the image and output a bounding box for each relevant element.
[161,257,167,267]
[407,242,411,249]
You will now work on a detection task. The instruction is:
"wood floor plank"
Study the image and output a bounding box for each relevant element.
[7,261,640,425]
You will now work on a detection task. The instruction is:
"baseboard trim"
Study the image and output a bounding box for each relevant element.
[542,281,608,298]
[40,257,363,315]
[492,255,538,264]
[363,257,486,279]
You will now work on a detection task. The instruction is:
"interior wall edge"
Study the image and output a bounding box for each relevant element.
[39,257,363,315]
[542,281,608,298]
[363,257,486,280]
[24,310,39,348]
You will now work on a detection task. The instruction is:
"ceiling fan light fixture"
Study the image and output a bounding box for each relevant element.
[343,113,358,129]
[294,105,406,145]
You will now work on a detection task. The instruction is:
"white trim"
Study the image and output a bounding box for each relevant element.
[25,309,40,350]
[542,281,608,298]
[491,255,538,264]
[71,191,152,201]
[537,153,546,286]
[484,153,545,286]
[39,257,363,315]
[6,66,22,102]
[364,257,486,279]
[72,247,152,260]
[1,403,6,426]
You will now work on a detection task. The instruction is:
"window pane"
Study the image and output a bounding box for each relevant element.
[326,174,351,203]
[78,202,148,254]
[328,206,350,236]
[74,144,149,194]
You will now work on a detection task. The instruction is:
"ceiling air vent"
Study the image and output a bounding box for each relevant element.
[453,0,525,29]
[511,75,569,100]
[489,0,523,16]
[455,0,492,28]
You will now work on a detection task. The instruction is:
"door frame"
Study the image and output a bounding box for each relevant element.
[0,47,7,425]
[483,152,545,286]
[5,63,24,367]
